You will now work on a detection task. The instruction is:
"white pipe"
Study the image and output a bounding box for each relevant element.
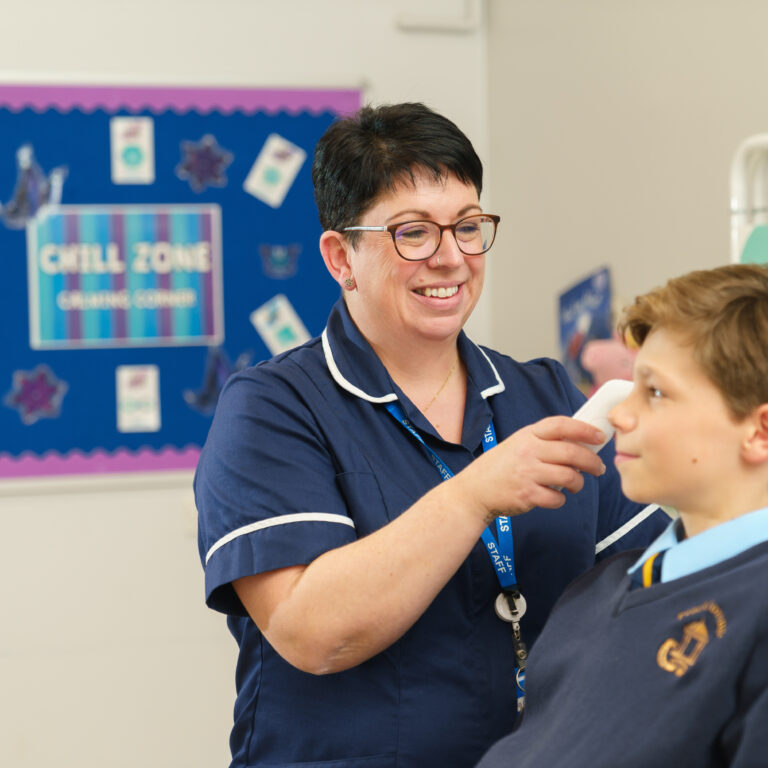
[729,133,768,262]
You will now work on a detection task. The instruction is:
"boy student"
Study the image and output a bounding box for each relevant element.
[476,263,768,768]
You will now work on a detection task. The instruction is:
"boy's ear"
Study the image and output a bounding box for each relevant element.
[742,404,768,465]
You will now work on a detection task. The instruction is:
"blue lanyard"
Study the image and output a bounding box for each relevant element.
[384,402,518,590]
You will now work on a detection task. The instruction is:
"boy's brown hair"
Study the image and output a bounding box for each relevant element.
[618,264,768,419]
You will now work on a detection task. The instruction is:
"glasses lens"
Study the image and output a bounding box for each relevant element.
[393,221,440,261]
[455,215,497,255]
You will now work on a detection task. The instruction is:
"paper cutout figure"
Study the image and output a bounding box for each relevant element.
[4,364,68,424]
[175,134,233,192]
[183,346,252,415]
[259,243,301,279]
[116,364,161,432]
[110,117,156,184]
[0,145,67,229]
[243,133,306,208]
[249,293,311,355]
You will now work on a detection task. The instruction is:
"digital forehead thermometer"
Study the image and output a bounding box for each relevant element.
[572,378,634,453]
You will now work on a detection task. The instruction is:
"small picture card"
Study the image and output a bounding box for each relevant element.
[243,133,306,208]
[110,117,156,184]
[250,294,311,355]
[116,364,161,433]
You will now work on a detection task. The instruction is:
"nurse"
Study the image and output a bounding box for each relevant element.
[194,102,668,768]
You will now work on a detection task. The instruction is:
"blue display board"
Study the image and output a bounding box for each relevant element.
[0,84,360,477]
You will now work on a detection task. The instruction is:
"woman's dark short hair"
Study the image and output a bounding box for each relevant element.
[312,103,483,241]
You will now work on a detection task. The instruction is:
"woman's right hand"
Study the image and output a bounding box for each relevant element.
[452,415,608,524]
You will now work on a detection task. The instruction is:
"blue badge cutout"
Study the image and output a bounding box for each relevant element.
[259,243,301,279]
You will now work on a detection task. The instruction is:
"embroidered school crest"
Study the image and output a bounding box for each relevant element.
[657,601,727,677]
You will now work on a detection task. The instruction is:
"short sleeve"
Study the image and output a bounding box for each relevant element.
[549,363,670,559]
[194,364,358,615]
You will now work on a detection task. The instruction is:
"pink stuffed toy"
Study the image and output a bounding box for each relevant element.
[580,334,637,396]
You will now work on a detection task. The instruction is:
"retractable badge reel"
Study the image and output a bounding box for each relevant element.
[495,589,528,710]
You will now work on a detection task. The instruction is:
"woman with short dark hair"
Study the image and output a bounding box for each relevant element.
[195,102,668,768]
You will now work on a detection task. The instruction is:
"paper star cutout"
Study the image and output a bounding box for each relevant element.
[176,134,233,192]
[4,364,68,425]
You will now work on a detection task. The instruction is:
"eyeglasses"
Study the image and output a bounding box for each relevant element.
[343,213,500,262]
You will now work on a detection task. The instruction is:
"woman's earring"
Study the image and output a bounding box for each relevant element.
[344,277,356,291]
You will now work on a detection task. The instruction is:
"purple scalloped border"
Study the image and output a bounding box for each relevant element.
[0,83,362,115]
[0,447,201,478]
[0,82,360,479]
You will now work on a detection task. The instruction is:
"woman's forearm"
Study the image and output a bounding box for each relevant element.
[236,477,486,674]
[234,416,606,674]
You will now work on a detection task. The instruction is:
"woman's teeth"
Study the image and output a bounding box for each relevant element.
[417,285,459,298]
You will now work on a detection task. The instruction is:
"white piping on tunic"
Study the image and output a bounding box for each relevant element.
[322,327,506,403]
[594,504,662,555]
[205,512,356,565]
[321,328,398,404]
[474,344,505,398]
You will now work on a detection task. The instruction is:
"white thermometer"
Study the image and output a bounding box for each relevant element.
[571,378,634,453]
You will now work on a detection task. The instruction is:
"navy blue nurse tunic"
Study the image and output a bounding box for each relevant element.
[195,298,668,768]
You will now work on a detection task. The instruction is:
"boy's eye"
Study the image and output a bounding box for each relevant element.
[648,387,663,399]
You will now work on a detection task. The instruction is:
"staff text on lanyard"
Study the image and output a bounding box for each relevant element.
[385,402,528,710]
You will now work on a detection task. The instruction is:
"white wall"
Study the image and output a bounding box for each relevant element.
[0,2,489,767]
[487,0,768,361]
[9,2,768,765]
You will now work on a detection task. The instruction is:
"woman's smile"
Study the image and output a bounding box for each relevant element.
[413,283,461,299]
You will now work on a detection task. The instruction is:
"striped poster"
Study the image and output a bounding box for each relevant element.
[26,204,224,349]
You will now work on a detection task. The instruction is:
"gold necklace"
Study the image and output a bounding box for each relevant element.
[423,356,459,413]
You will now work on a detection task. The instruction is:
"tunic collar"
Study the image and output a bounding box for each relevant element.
[322,298,505,404]
[321,298,505,448]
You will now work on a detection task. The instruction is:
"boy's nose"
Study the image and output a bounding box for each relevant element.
[608,395,634,432]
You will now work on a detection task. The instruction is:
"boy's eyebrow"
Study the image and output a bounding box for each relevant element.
[634,364,654,379]
[635,363,668,384]
[635,362,680,390]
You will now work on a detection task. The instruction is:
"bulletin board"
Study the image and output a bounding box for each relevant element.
[0,84,360,479]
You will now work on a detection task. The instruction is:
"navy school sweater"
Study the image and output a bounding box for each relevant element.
[475,541,768,768]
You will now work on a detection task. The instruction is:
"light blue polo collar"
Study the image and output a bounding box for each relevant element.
[321,298,505,404]
[628,505,768,583]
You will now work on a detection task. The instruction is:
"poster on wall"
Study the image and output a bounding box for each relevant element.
[0,83,360,479]
[27,204,224,350]
[558,266,614,395]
